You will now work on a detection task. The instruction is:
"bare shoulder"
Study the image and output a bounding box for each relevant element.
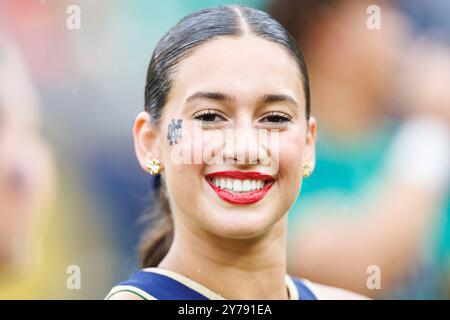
[105,291,145,300]
[304,280,371,300]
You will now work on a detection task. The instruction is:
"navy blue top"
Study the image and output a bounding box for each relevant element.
[112,270,317,300]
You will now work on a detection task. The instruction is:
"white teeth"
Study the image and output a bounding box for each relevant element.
[210,178,269,192]
[233,180,242,192]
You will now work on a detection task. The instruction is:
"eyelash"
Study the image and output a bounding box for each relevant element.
[193,109,226,122]
[260,111,293,123]
[193,109,293,124]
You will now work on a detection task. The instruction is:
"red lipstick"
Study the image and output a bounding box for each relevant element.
[205,171,275,205]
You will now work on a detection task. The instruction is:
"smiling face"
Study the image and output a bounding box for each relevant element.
[134,35,316,240]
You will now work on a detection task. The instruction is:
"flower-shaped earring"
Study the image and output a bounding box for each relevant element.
[146,158,163,175]
[302,161,312,178]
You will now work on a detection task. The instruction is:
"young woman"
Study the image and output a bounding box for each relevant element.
[106,5,366,300]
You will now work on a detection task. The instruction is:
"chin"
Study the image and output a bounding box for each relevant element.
[202,207,281,239]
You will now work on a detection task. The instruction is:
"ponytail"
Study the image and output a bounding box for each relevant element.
[138,175,173,268]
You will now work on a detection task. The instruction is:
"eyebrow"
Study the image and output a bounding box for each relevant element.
[185,91,298,107]
[262,93,298,107]
[186,91,235,103]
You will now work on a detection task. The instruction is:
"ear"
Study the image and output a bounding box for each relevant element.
[133,111,161,172]
[304,116,317,172]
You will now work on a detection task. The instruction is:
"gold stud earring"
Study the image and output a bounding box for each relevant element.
[146,158,163,175]
[302,161,312,178]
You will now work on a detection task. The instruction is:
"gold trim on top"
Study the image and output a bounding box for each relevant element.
[285,275,299,300]
[143,267,300,300]
[105,285,157,300]
[143,267,226,300]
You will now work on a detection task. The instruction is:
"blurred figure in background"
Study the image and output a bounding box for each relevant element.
[0,37,55,270]
[269,0,450,298]
[0,37,115,299]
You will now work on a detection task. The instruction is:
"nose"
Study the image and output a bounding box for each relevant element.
[222,126,273,166]
[223,127,254,165]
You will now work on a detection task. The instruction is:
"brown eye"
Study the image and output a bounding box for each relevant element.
[260,112,292,123]
[193,110,226,123]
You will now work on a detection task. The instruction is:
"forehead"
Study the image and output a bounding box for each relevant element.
[169,35,305,104]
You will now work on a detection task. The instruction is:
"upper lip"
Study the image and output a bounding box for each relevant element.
[205,171,275,181]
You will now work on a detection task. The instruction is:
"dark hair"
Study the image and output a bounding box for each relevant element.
[139,5,311,268]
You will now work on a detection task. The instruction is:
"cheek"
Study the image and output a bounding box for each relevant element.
[277,131,305,189]
[160,123,206,209]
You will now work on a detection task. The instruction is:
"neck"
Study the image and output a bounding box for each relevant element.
[158,215,289,300]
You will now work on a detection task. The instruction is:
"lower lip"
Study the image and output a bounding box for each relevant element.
[206,179,274,205]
